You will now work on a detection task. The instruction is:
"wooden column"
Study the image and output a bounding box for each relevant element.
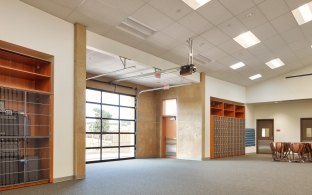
[74,23,86,179]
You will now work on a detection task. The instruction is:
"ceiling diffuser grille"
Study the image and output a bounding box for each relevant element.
[117,17,156,39]
[194,54,213,65]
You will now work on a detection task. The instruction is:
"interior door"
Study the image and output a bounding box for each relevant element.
[257,119,274,154]
[162,116,176,158]
[301,118,312,142]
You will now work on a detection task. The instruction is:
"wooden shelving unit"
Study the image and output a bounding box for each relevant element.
[224,103,235,118]
[210,100,223,116]
[0,40,53,191]
[235,105,245,119]
[210,97,245,159]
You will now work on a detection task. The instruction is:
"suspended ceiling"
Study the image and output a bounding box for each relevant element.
[20,0,312,86]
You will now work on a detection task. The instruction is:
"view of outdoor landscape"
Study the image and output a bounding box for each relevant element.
[85,89,135,162]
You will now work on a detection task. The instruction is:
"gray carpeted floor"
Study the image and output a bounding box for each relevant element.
[1,154,312,195]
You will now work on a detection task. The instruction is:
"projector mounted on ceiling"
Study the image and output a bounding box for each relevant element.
[180,64,196,76]
[180,38,197,76]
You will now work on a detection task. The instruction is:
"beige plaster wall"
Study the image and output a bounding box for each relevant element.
[136,91,159,158]
[156,82,204,160]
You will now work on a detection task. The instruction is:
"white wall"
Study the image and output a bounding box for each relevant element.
[247,65,312,103]
[252,100,312,142]
[87,31,200,83]
[246,65,312,153]
[205,76,246,158]
[0,0,74,179]
[245,104,256,153]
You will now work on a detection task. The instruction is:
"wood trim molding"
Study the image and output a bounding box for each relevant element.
[200,73,206,160]
[74,23,86,179]
[54,176,75,183]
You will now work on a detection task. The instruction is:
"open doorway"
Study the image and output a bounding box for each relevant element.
[162,99,177,158]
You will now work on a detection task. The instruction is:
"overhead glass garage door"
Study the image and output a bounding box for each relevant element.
[85,88,136,163]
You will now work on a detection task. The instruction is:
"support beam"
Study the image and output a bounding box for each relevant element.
[74,23,86,179]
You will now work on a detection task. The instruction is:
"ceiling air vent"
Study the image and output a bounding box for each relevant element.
[194,54,213,65]
[117,17,156,39]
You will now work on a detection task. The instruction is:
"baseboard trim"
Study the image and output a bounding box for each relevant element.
[54,176,74,183]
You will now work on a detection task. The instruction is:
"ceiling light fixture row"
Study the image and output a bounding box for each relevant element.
[182,0,309,82]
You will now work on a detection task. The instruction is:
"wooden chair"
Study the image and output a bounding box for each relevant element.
[303,143,312,162]
[289,143,305,162]
[270,142,290,161]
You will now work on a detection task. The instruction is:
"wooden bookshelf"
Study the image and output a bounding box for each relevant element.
[0,40,53,190]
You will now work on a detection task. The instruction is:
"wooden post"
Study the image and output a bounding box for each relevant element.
[74,23,86,179]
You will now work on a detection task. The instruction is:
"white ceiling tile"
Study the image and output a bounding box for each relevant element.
[219,0,255,15]
[280,27,306,44]
[271,13,298,34]
[252,22,277,41]
[202,28,231,45]
[94,0,145,15]
[196,62,222,72]
[253,0,265,4]
[75,0,128,26]
[51,0,85,9]
[145,32,180,51]
[218,17,248,37]
[243,55,262,65]
[239,68,259,77]
[20,0,75,18]
[192,36,214,53]
[272,48,297,63]
[217,55,239,66]
[288,40,310,51]
[300,57,312,66]
[301,22,312,38]
[293,46,312,59]
[258,0,289,20]
[205,61,224,71]
[135,42,167,56]
[305,35,312,43]
[247,44,273,60]
[131,4,174,31]
[237,7,267,29]
[282,57,302,69]
[284,0,311,10]
[196,0,233,25]
[218,39,243,54]
[160,46,190,65]
[178,12,213,35]
[162,22,195,42]
[149,0,192,20]
[67,11,113,34]
[263,35,287,50]
[104,28,143,47]
[231,49,256,61]
[201,46,229,60]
